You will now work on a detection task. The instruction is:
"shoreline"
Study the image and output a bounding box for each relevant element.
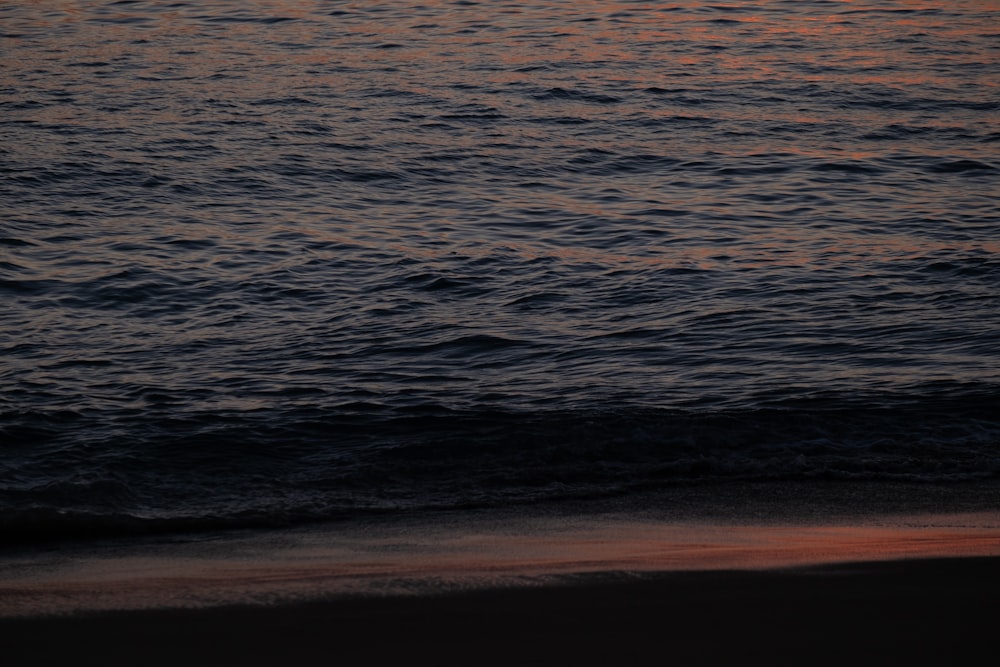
[5,489,999,665]
[6,555,999,666]
[3,496,999,617]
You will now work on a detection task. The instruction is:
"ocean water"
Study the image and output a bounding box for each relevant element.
[2,0,999,543]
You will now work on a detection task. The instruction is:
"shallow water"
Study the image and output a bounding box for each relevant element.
[5,507,1000,616]
[2,1,999,540]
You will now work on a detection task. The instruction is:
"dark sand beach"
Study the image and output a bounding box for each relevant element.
[6,557,999,667]
[5,492,999,667]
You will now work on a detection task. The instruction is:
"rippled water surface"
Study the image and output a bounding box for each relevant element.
[2,1,999,538]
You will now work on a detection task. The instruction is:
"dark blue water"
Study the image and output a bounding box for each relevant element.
[2,0,999,543]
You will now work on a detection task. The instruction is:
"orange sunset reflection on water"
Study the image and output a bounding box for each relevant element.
[6,0,996,320]
[2,0,998,558]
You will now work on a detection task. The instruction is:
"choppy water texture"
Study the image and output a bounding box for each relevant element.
[2,1,999,540]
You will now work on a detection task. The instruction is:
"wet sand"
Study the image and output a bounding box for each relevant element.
[4,505,1000,666]
[6,556,999,666]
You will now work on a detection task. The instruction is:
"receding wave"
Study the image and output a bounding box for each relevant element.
[3,393,998,545]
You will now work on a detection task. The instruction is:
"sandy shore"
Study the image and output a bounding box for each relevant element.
[5,556,999,666]
[4,499,1000,666]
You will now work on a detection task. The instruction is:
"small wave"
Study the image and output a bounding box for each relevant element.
[362,333,526,360]
[927,159,996,174]
[439,113,507,122]
[532,87,621,104]
[2,395,998,544]
[201,15,300,25]
[860,124,981,142]
[331,168,402,182]
[0,507,300,546]
[567,152,682,175]
[250,96,318,107]
[400,272,492,295]
[810,160,883,174]
[0,278,57,296]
